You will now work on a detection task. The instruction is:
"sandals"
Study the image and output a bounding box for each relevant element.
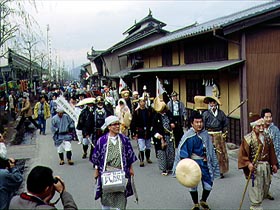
[200,200,210,210]
[161,171,168,176]
[191,204,200,210]
[59,160,65,165]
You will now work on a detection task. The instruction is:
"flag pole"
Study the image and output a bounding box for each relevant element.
[156,76,171,100]
[119,76,133,94]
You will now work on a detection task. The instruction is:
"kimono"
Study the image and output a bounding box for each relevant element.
[238,131,278,209]
[91,133,137,201]
[179,128,220,185]
[51,114,74,147]
[202,109,229,174]
[265,123,280,168]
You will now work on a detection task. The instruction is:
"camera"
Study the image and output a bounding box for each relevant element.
[53,177,59,184]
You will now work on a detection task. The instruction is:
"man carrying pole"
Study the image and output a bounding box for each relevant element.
[238,118,278,210]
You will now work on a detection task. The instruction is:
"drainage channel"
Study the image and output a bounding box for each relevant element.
[10,122,38,193]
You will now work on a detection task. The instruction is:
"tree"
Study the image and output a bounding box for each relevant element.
[0,0,38,58]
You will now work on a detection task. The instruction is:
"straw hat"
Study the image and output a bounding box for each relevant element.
[121,90,130,98]
[176,158,202,188]
[153,96,166,113]
[203,96,222,105]
[76,97,96,106]
[194,96,208,110]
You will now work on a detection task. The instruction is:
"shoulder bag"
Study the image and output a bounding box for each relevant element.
[101,136,127,193]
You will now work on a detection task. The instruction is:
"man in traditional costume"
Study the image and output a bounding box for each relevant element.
[92,96,111,146]
[202,96,228,178]
[238,118,278,210]
[131,91,139,113]
[261,108,280,200]
[51,107,75,165]
[121,90,132,112]
[76,98,96,159]
[152,97,175,175]
[131,97,154,167]
[179,111,220,210]
[91,115,137,210]
[167,91,186,148]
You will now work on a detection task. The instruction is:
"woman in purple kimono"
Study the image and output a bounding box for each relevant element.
[91,115,137,210]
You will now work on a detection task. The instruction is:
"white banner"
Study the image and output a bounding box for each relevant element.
[56,96,78,123]
[119,77,127,94]
[156,77,166,97]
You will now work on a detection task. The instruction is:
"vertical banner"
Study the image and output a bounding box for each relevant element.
[119,77,127,94]
[156,76,165,97]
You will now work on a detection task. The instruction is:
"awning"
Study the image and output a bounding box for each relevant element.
[129,59,244,74]
[108,69,130,78]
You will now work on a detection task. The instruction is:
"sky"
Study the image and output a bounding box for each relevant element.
[31,0,270,70]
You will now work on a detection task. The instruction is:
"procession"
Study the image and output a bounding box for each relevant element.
[1,1,280,210]
[0,78,279,210]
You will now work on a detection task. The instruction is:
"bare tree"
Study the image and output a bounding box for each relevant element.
[0,0,38,57]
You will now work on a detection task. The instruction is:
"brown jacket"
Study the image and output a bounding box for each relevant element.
[21,100,33,117]
[238,131,278,177]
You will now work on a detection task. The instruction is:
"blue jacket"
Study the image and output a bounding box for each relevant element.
[0,167,23,209]
[179,128,220,181]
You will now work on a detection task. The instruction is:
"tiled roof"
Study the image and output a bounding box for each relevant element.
[121,1,280,56]
[104,27,167,54]
[108,69,130,78]
[8,49,41,70]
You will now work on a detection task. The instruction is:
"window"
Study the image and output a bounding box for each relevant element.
[186,79,205,103]
[184,36,228,64]
[228,117,241,145]
[162,45,172,66]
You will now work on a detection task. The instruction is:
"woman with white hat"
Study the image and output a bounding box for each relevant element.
[91,115,137,210]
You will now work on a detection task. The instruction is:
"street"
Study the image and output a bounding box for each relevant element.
[7,119,280,210]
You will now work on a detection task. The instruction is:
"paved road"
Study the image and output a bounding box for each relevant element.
[7,119,280,210]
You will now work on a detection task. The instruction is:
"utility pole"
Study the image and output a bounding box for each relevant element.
[47,24,52,80]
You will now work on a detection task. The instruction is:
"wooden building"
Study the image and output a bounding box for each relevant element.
[116,1,280,145]
[87,10,169,90]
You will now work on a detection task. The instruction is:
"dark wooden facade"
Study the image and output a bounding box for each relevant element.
[245,25,280,126]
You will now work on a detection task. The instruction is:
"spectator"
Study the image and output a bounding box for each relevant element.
[50,93,58,117]
[0,156,23,209]
[8,91,17,120]
[34,95,51,135]
[0,133,7,159]
[15,94,39,131]
[9,165,77,210]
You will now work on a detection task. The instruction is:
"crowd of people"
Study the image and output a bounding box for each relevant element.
[0,81,280,210]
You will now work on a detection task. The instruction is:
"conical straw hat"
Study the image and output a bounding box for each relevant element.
[176,158,202,188]
[153,96,166,113]
[194,96,208,110]
[76,97,96,106]
[203,96,222,105]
